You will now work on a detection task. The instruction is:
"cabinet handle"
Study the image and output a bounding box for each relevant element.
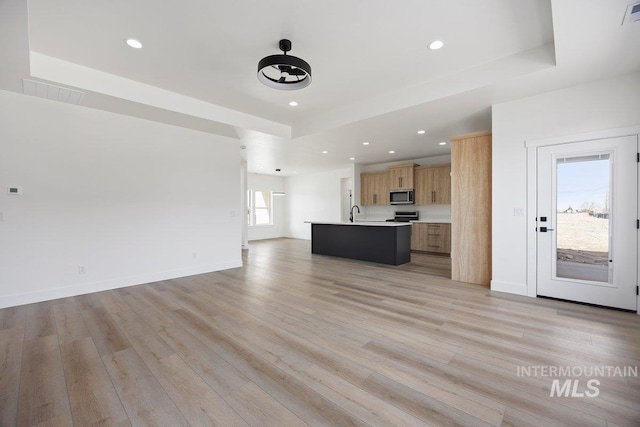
[431,191,435,202]
[373,194,377,204]
[399,176,403,188]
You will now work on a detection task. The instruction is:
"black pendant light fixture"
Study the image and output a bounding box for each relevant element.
[257,39,312,90]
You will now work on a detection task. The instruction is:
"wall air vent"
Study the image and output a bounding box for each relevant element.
[622,1,640,25]
[23,79,84,105]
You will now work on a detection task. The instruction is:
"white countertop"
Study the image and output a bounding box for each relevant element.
[305,221,411,227]
[353,218,451,224]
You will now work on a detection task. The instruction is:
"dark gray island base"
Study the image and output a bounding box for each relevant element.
[310,222,411,265]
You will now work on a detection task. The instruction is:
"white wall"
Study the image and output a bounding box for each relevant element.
[247,173,285,240]
[492,71,640,296]
[0,90,242,308]
[361,204,451,222]
[285,167,353,239]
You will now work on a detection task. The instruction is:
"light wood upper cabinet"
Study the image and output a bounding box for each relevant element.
[434,165,451,204]
[415,164,451,205]
[388,164,416,190]
[360,171,389,206]
[451,131,491,286]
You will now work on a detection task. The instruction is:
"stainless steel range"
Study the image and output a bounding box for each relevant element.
[386,211,419,222]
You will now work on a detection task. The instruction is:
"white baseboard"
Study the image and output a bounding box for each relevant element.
[247,235,284,241]
[490,280,528,296]
[284,233,311,240]
[0,259,243,309]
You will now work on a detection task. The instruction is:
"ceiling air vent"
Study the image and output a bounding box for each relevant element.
[622,1,640,25]
[23,79,84,105]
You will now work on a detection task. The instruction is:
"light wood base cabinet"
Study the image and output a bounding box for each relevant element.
[451,131,491,286]
[411,223,451,254]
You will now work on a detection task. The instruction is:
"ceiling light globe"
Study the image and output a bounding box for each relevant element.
[125,38,143,49]
[429,40,444,50]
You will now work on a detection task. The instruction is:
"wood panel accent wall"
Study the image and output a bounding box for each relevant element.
[451,131,492,286]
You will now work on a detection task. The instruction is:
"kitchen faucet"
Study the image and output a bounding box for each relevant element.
[349,205,360,223]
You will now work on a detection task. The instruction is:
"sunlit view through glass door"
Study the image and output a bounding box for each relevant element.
[536,135,637,311]
[556,154,610,283]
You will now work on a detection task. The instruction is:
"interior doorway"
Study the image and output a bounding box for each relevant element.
[341,177,353,223]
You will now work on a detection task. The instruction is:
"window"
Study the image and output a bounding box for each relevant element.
[248,190,272,226]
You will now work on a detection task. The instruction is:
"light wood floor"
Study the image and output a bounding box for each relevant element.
[1,238,639,426]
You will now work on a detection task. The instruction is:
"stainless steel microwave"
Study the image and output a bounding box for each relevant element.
[390,189,414,205]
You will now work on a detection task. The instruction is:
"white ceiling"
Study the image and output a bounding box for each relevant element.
[2,0,639,175]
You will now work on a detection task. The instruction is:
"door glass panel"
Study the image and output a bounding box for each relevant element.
[556,154,610,282]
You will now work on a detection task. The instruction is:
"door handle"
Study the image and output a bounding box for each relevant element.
[539,227,555,232]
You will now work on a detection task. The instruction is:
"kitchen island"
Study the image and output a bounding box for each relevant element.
[308,221,412,265]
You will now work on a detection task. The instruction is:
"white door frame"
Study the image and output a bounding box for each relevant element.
[525,125,640,314]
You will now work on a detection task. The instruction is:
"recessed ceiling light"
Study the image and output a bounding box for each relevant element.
[125,38,143,49]
[362,141,370,145]
[349,157,355,160]
[388,150,396,154]
[439,141,447,145]
[428,40,444,50]
[288,101,298,107]
[322,150,328,154]
[417,130,426,135]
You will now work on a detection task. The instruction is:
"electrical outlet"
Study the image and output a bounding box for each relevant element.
[78,266,85,274]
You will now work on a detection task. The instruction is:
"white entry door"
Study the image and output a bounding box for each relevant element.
[536,136,638,310]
